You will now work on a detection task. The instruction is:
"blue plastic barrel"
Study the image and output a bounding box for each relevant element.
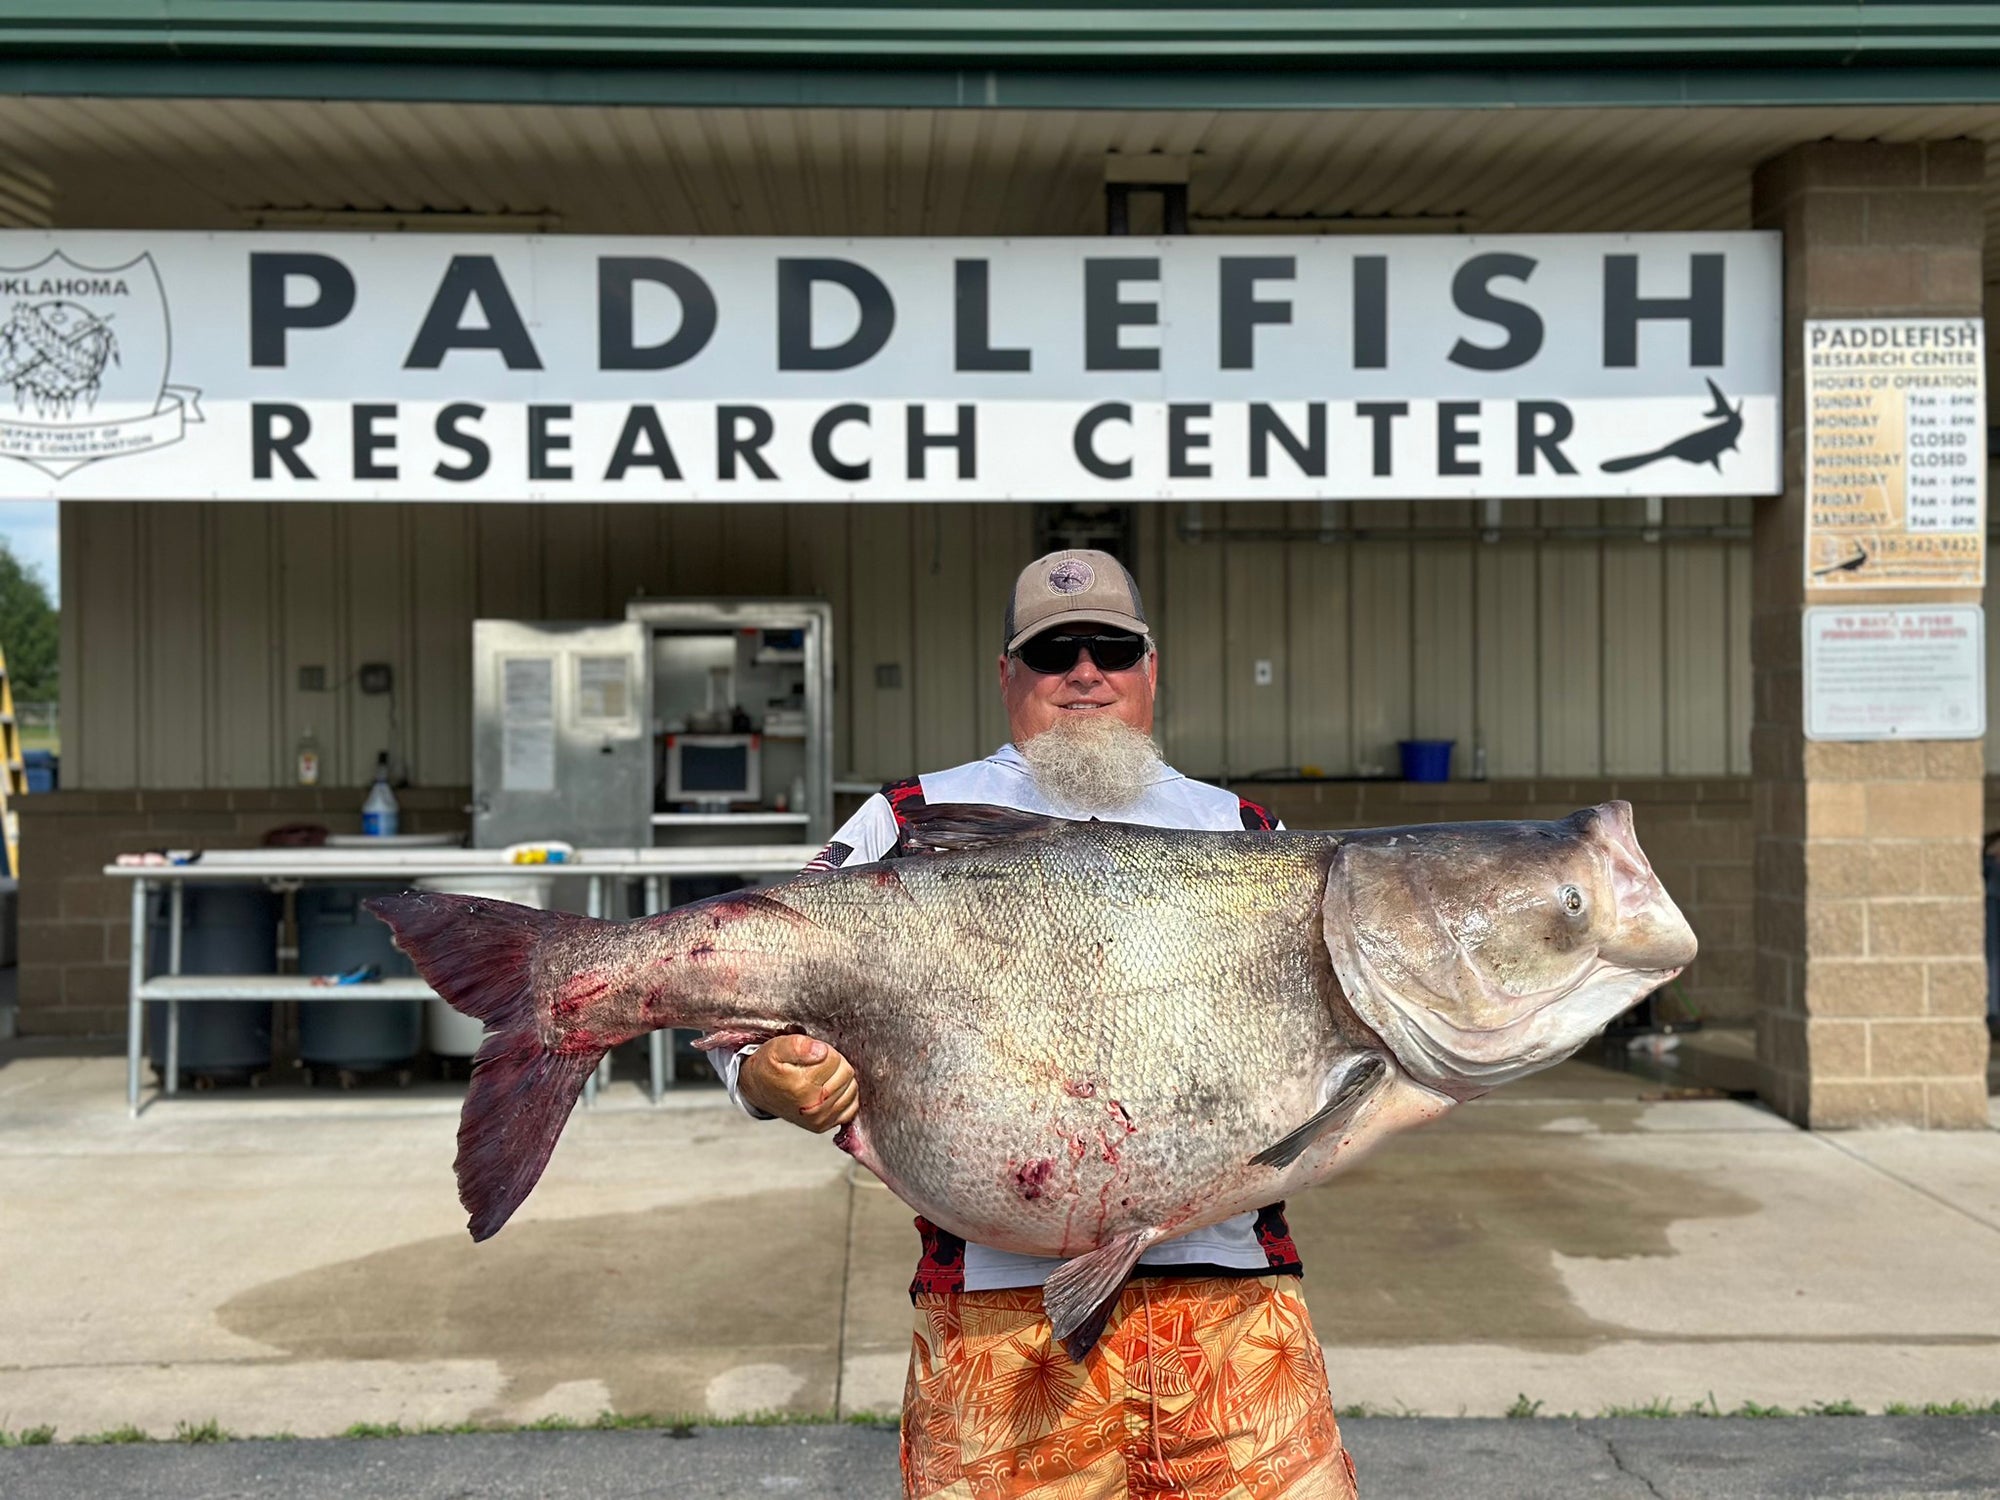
[1397,739,1455,783]
[297,884,422,1072]
[22,750,56,794]
[146,884,280,1081]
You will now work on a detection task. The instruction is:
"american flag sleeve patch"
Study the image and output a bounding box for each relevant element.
[803,840,856,872]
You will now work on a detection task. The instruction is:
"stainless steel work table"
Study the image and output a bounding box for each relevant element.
[107,845,824,1116]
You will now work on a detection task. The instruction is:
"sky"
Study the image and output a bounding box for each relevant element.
[0,501,58,604]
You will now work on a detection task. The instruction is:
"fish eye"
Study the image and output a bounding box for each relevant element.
[1559,884,1585,916]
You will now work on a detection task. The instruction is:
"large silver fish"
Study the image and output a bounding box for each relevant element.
[368,800,1694,1358]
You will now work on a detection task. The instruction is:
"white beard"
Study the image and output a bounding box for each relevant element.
[1017,712,1164,814]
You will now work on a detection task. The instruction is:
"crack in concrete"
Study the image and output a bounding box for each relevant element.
[831,1161,861,1419]
[1583,1422,1668,1500]
[1806,1132,2000,1238]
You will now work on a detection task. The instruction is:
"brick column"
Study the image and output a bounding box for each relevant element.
[1749,141,1990,1128]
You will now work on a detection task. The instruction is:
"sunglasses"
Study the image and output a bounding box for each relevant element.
[1013,632,1149,675]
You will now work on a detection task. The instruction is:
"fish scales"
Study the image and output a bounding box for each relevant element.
[368,801,1696,1356]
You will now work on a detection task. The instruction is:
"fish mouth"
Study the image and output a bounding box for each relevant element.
[1340,941,1682,1097]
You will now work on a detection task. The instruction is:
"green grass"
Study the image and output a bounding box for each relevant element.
[72,1425,149,1445]
[172,1419,232,1444]
[1505,1394,1544,1419]
[0,1425,55,1447]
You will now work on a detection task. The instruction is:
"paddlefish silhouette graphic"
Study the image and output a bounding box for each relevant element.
[1601,379,1744,474]
[1812,543,1871,578]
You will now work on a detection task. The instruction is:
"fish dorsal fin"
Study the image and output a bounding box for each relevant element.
[896,801,1069,854]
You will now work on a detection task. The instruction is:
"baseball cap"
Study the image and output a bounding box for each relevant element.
[1003,549,1150,653]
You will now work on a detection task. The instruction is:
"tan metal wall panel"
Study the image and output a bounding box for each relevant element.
[540,503,608,620]
[1159,508,1225,776]
[207,505,279,788]
[140,504,209,789]
[407,505,475,789]
[280,505,346,784]
[64,498,1776,791]
[783,503,853,776]
[341,507,409,782]
[847,505,915,781]
[1285,538,1353,776]
[1536,501,1604,775]
[666,503,725,594]
[1727,536,1754,778]
[1411,503,1477,762]
[70,503,141,789]
[911,504,981,774]
[723,504,791,595]
[602,504,666,610]
[1600,515,1667,776]
[1475,502,1542,778]
[1347,508,1414,778]
[475,506,542,619]
[974,504,1034,759]
[1223,535,1291,778]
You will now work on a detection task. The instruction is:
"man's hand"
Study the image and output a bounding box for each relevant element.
[738,1035,859,1133]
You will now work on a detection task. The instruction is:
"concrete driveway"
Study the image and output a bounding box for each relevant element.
[1,1036,1996,1439]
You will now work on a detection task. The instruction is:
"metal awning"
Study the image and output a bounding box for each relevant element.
[4,96,2000,261]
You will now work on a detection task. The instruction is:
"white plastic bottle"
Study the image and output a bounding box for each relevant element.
[296,726,321,787]
[362,751,400,837]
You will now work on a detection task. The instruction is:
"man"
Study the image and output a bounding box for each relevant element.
[722,549,1358,1499]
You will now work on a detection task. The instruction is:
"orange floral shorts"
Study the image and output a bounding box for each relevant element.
[900,1275,1358,1499]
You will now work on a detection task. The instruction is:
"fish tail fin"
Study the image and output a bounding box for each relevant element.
[365,891,604,1241]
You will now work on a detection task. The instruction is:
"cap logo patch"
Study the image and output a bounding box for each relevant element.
[1047,559,1094,595]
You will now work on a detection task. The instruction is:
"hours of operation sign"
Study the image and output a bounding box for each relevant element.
[1803,317,1986,589]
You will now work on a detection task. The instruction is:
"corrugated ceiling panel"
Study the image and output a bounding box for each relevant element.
[6,98,2000,250]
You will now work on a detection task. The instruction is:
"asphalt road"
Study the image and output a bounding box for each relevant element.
[4,1418,1999,1499]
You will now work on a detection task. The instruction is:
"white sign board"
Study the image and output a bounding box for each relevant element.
[1803,318,1986,589]
[0,231,1781,502]
[1803,605,1986,740]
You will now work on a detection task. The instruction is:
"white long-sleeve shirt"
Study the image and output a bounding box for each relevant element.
[719,743,1293,1291]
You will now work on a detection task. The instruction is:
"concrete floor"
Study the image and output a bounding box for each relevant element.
[1,1034,1996,1440]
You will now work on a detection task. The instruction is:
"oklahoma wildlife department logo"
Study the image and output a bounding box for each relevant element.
[0,250,200,477]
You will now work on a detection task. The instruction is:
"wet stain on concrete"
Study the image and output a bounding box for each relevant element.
[216,1179,852,1420]
[1284,1135,1761,1347]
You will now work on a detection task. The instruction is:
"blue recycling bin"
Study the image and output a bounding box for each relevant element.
[22,750,56,794]
[146,884,279,1082]
[1398,739,1455,783]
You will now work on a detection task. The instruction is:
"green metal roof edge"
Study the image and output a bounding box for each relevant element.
[12,4,2000,75]
[12,3,2000,58]
[8,58,2000,111]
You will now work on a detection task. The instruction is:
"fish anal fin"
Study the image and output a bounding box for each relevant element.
[1249,1052,1390,1171]
[1061,1298,1121,1365]
[1042,1225,1159,1361]
[898,802,1068,854]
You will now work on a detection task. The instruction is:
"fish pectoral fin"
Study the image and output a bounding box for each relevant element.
[896,802,1069,854]
[1249,1051,1390,1171]
[1042,1225,1160,1362]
